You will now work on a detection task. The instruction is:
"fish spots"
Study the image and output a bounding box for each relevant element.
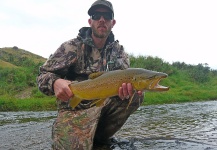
[68,68,169,108]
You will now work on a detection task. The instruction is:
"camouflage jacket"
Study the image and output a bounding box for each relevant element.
[37,27,129,100]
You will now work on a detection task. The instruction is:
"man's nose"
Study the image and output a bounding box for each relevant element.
[99,16,106,22]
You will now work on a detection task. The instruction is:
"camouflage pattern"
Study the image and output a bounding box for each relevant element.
[37,27,129,96]
[52,94,143,150]
[36,27,144,150]
[52,103,103,150]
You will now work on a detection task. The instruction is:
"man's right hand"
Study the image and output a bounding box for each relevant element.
[53,79,73,102]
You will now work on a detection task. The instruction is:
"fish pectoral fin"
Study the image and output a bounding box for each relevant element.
[88,72,105,79]
[69,96,82,109]
[90,99,106,107]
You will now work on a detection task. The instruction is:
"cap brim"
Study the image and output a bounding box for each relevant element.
[88,5,113,16]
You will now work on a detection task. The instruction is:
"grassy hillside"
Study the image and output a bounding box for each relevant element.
[0,47,51,111]
[0,47,217,111]
[0,59,18,68]
[0,47,46,67]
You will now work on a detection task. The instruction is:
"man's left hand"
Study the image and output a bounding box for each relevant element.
[118,83,143,100]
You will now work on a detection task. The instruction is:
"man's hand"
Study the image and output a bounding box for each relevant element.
[118,83,143,100]
[53,79,73,102]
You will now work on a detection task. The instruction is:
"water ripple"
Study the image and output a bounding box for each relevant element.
[0,101,217,149]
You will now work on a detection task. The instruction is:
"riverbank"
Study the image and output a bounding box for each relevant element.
[1,88,217,111]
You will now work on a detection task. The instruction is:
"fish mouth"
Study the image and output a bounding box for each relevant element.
[149,75,169,91]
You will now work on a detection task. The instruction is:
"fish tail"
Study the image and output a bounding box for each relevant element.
[68,96,82,109]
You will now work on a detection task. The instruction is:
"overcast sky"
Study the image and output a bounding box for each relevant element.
[1,0,217,69]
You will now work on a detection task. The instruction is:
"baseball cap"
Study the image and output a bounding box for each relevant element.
[88,0,114,16]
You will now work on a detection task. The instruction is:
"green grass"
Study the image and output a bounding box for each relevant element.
[0,60,19,68]
[1,48,217,111]
[1,75,217,111]
[0,96,57,111]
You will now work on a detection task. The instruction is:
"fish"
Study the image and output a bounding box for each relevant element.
[68,68,169,108]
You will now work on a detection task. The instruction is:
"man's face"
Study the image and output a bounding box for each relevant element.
[88,8,116,39]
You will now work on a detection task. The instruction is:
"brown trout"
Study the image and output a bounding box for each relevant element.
[68,68,169,108]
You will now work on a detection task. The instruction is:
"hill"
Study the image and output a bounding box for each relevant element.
[0,47,47,101]
[0,47,46,67]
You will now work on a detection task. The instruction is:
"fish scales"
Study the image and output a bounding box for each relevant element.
[70,69,144,99]
[71,72,124,99]
[68,68,169,108]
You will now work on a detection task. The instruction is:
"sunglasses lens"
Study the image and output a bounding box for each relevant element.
[103,14,111,20]
[92,14,101,20]
[91,12,112,20]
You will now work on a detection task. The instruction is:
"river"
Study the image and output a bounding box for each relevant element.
[0,100,217,150]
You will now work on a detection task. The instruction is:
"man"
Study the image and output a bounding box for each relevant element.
[37,0,144,149]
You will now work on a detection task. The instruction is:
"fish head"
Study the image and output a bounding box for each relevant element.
[131,71,169,92]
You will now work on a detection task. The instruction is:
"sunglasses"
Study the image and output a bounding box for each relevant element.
[91,12,113,20]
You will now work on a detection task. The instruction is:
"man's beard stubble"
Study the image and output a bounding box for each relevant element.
[92,26,111,38]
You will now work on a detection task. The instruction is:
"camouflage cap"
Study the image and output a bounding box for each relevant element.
[88,0,114,16]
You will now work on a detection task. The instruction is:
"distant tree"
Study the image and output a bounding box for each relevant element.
[129,55,175,75]
[188,63,210,82]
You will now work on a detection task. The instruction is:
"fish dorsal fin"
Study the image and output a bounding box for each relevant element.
[68,96,82,109]
[88,72,105,79]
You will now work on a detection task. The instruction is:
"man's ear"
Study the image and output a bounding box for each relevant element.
[112,19,116,28]
[88,19,92,25]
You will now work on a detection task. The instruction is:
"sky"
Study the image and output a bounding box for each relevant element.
[1,0,217,69]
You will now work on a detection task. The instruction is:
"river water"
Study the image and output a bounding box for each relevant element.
[0,100,217,150]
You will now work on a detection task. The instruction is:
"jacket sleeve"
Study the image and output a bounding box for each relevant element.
[36,40,77,96]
